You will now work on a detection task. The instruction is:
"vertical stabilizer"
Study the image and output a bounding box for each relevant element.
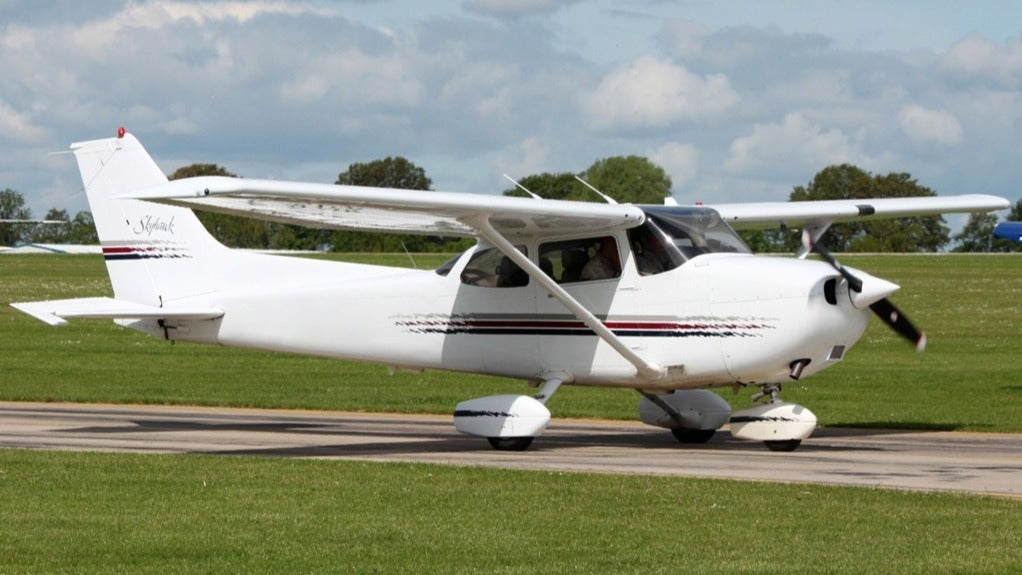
[71,132,225,306]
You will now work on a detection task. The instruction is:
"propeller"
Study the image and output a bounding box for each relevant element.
[809,241,926,351]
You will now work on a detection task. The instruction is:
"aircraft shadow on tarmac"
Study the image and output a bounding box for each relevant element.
[57,418,894,458]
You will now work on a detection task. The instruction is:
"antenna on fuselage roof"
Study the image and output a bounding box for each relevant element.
[502,174,542,199]
[574,175,618,204]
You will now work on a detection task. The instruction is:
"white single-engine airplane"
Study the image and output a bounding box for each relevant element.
[12,131,1010,451]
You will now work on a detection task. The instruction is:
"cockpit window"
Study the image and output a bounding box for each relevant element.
[642,206,751,260]
[435,253,461,277]
[627,221,685,275]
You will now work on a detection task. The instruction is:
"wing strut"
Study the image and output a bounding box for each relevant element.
[468,216,666,382]
[796,220,832,259]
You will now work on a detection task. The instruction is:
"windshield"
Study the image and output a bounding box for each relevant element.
[642,206,751,259]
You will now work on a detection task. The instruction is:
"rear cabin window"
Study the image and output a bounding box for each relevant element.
[460,246,529,287]
[538,236,621,284]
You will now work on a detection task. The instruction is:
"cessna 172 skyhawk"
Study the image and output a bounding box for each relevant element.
[12,132,1010,451]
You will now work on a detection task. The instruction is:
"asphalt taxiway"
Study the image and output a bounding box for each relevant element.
[1,401,1020,497]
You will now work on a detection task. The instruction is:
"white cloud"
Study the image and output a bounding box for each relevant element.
[899,105,963,146]
[941,34,1022,86]
[725,113,868,175]
[0,99,43,143]
[282,48,423,108]
[585,56,740,132]
[69,1,323,55]
[3,2,1022,218]
[648,142,698,190]
[502,137,551,181]
[661,19,710,59]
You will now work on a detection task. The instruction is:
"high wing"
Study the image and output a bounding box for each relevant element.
[125,176,645,238]
[128,176,1007,237]
[11,297,223,327]
[706,195,1010,230]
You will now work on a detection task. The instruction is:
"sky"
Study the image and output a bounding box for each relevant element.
[2,0,1022,220]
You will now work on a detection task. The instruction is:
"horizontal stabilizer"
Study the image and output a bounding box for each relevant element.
[11,297,223,327]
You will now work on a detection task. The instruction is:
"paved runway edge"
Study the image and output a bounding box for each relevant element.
[2,402,1020,498]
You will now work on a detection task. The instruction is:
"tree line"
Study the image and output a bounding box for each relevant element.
[2,158,1019,252]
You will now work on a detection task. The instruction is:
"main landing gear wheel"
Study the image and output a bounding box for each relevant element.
[487,437,534,451]
[670,428,716,444]
[764,439,802,452]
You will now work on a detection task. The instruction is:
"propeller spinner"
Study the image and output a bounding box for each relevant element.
[810,241,926,351]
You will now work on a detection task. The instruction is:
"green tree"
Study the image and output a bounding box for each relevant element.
[954,198,1022,252]
[952,212,1009,252]
[336,156,431,190]
[0,188,33,246]
[169,164,280,249]
[790,165,949,252]
[503,172,582,200]
[1010,198,1022,221]
[738,228,797,253]
[581,156,672,204]
[30,208,71,243]
[66,211,99,244]
[502,157,673,205]
[22,208,96,245]
[332,157,469,253]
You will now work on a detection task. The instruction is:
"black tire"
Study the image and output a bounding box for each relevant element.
[487,437,534,451]
[670,428,716,444]
[764,439,801,452]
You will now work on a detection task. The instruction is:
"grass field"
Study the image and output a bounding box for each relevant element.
[1,450,1020,574]
[2,253,1021,430]
[1,253,1021,573]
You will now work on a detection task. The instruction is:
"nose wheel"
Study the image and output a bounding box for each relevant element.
[764,439,802,452]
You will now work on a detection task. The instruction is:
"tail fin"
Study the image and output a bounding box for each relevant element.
[71,133,226,306]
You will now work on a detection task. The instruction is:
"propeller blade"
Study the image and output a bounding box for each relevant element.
[869,298,927,351]
[809,242,863,293]
[807,238,925,351]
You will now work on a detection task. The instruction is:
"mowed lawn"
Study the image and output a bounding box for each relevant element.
[1,253,1020,430]
[1,450,1020,574]
[1,253,1021,574]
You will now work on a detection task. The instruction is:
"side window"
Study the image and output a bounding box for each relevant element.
[627,222,684,276]
[460,246,529,287]
[538,236,621,284]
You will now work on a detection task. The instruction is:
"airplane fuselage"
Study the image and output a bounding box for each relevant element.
[130,244,867,391]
